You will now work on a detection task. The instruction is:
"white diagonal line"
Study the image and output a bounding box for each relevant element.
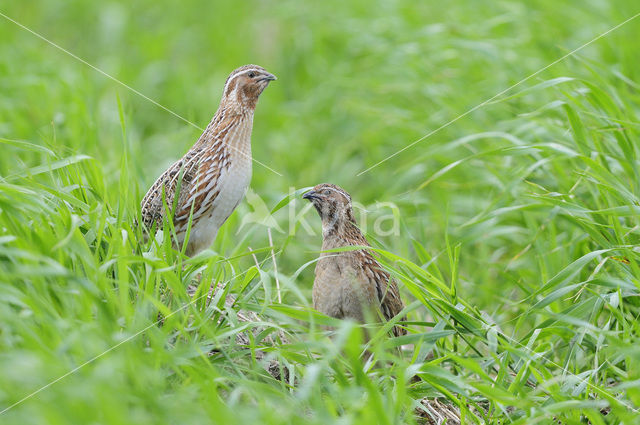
[0,11,283,177]
[357,11,640,176]
[0,263,259,416]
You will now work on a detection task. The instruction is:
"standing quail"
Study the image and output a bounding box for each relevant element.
[140,65,276,255]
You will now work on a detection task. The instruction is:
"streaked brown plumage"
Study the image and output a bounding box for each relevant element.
[303,183,407,337]
[140,64,276,255]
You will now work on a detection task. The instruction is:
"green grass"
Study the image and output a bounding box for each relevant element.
[1,0,640,423]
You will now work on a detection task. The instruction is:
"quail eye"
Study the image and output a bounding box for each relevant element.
[323,190,331,195]
[248,72,256,78]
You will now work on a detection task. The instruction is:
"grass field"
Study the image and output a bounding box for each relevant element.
[1,0,640,423]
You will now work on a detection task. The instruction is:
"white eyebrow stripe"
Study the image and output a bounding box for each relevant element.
[223,68,263,93]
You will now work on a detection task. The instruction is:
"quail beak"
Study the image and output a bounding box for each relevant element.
[302,190,317,201]
[260,72,277,82]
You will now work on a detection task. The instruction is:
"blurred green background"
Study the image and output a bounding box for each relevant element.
[1,0,640,423]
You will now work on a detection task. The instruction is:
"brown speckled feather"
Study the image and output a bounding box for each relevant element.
[140,146,207,229]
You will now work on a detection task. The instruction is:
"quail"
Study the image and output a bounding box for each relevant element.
[140,64,276,255]
[303,183,406,337]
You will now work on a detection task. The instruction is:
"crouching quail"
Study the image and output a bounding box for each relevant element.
[303,183,406,337]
